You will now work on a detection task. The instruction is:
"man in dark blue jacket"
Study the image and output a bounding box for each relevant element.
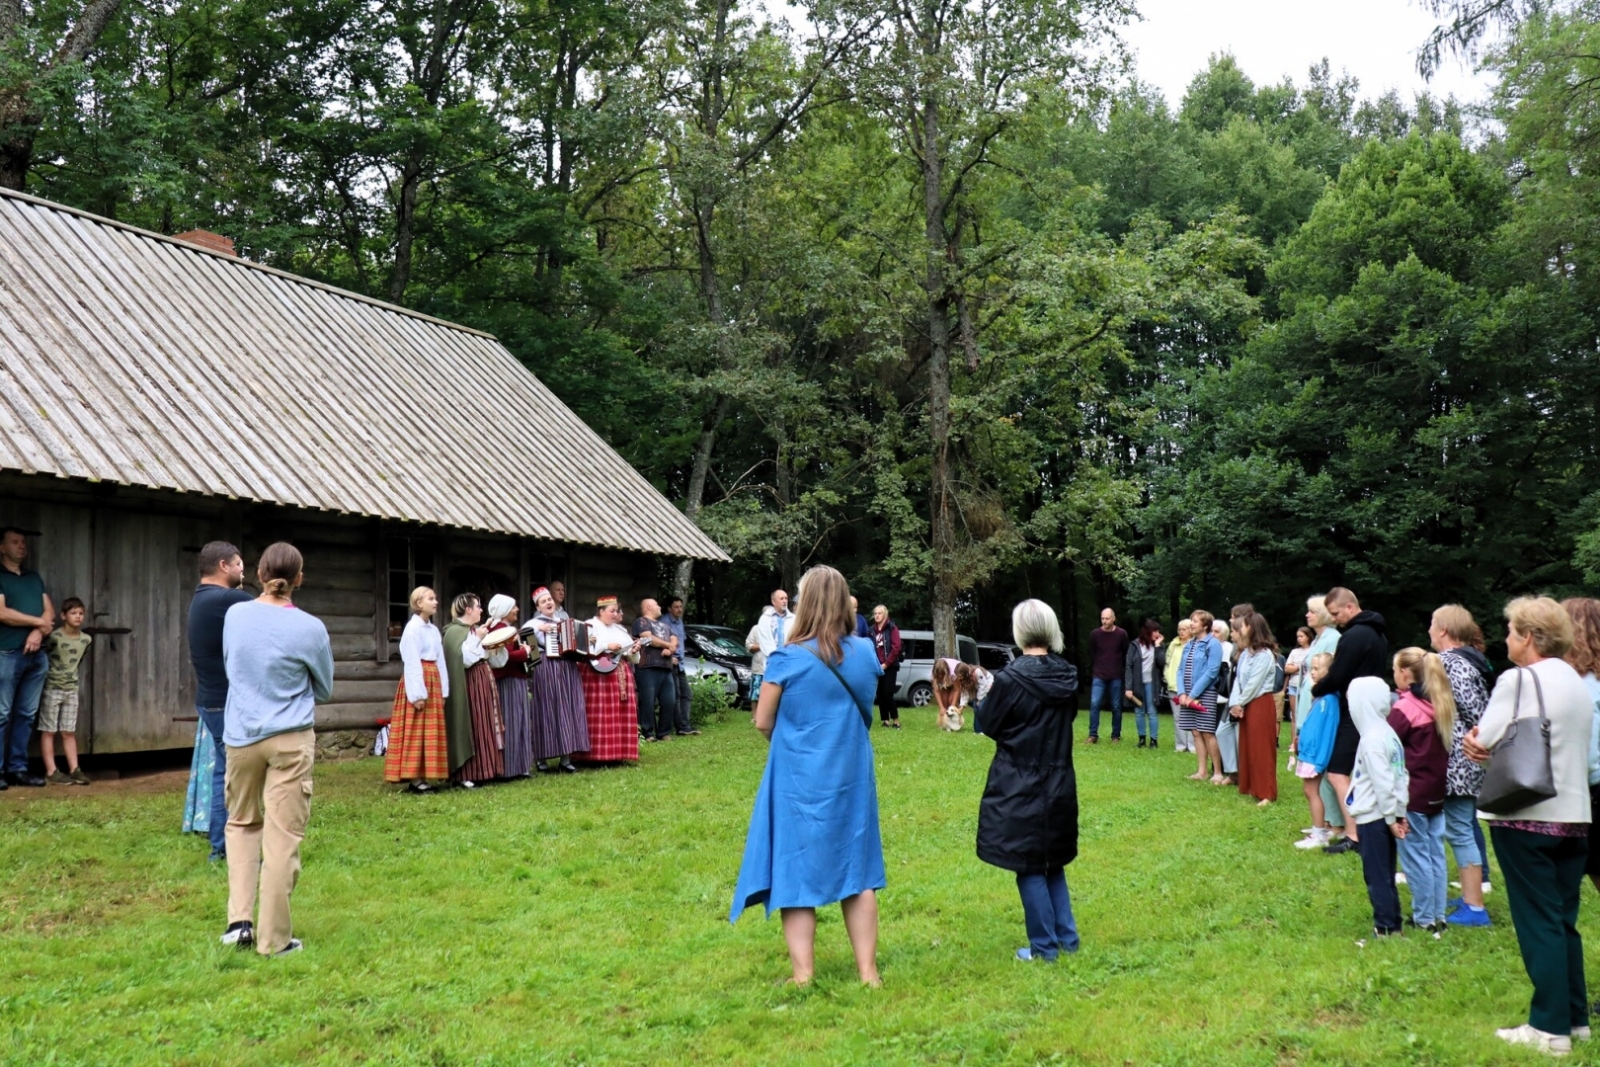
[1312,586,1390,854]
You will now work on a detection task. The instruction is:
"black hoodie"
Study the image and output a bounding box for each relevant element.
[975,653,1080,873]
[1312,610,1390,704]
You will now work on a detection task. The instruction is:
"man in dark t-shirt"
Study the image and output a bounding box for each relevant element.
[0,527,54,787]
[1086,607,1130,744]
[186,541,253,861]
[631,598,678,742]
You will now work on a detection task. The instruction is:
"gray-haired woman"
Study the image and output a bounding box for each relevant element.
[975,600,1082,961]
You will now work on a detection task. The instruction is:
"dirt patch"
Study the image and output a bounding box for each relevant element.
[0,766,190,802]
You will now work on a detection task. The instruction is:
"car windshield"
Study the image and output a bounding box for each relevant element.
[697,633,749,657]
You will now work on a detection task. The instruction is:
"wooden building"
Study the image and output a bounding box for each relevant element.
[0,189,727,754]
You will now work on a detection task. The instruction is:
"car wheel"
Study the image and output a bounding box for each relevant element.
[909,682,933,707]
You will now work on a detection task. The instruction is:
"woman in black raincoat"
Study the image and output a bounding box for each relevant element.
[976,598,1082,961]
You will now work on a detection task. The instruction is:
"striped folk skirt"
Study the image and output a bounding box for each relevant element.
[576,662,639,763]
[498,673,534,778]
[457,662,505,783]
[530,657,590,761]
[1176,689,1220,734]
[385,660,449,783]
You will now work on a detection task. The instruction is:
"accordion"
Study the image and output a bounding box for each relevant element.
[523,618,591,660]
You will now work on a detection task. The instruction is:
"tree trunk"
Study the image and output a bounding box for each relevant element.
[920,85,958,661]
[388,158,423,303]
[672,394,729,601]
[0,130,31,191]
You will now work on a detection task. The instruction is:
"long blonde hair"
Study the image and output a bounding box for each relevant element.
[785,565,852,665]
[1395,647,1457,744]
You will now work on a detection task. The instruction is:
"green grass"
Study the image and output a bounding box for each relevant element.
[1,711,1595,1066]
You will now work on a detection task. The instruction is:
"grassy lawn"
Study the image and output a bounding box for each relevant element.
[2,708,1596,1066]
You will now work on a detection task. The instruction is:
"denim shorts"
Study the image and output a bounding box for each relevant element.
[1442,795,1482,868]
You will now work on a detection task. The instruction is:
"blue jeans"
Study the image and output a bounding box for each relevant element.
[198,707,229,857]
[0,649,48,774]
[1134,681,1158,741]
[1088,677,1122,739]
[1443,795,1483,869]
[1016,868,1079,959]
[636,668,675,738]
[1397,809,1448,926]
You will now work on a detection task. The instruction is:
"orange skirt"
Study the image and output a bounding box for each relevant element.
[384,660,449,783]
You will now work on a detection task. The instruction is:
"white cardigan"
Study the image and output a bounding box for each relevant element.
[1477,657,1594,824]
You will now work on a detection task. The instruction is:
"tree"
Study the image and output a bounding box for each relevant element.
[0,0,124,188]
[832,0,1129,658]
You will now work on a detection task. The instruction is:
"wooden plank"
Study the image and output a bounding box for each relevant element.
[300,568,374,593]
[331,679,398,703]
[374,518,389,664]
[314,702,392,729]
[333,660,403,681]
[314,614,374,635]
[296,587,375,616]
[331,634,378,660]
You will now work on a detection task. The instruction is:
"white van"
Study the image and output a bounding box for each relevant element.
[893,630,979,706]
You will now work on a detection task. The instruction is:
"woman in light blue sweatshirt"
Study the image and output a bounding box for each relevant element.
[218,542,333,958]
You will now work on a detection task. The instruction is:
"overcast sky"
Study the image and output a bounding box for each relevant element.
[1121,0,1494,109]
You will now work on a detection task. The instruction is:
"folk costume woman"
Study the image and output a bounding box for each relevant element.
[443,593,504,785]
[574,596,640,764]
[385,587,450,793]
[485,594,534,779]
[528,586,590,773]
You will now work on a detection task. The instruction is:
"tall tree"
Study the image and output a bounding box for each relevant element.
[0,0,124,188]
[835,0,1128,657]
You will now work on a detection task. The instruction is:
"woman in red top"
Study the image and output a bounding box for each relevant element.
[485,594,534,778]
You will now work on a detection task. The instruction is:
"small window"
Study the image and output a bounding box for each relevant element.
[904,639,934,662]
[387,536,436,641]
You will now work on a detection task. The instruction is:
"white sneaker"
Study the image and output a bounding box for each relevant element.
[1301,827,1315,836]
[1496,1024,1571,1055]
[1395,872,1408,885]
[1484,881,1493,895]
[1572,1026,1591,1041]
[1295,829,1332,849]
[270,938,304,958]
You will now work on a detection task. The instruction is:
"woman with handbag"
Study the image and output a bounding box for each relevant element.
[1464,596,1594,1056]
[729,565,885,987]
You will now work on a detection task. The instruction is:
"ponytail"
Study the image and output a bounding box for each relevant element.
[256,542,302,601]
[1396,646,1457,744]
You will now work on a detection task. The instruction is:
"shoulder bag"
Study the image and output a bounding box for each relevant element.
[799,643,874,731]
[1476,668,1557,815]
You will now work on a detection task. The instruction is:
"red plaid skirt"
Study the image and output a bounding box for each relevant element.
[385,660,449,783]
[576,662,638,762]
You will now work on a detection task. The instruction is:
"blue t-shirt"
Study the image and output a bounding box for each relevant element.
[0,567,47,652]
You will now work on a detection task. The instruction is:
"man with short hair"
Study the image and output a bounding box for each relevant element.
[850,597,869,639]
[0,527,53,788]
[1087,607,1130,744]
[1312,586,1391,855]
[662,595,699,736]
[187,541,252,860]
[756,589,791,664]
[632,598,678,742]
[550,580,570,622]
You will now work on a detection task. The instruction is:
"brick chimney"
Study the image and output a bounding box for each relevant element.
[172,229,236,257]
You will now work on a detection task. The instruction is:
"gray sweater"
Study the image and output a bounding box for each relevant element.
[221,601,334,747]
[1477,658,1594,824]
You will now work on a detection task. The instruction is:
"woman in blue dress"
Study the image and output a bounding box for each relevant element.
[729,564,885,987]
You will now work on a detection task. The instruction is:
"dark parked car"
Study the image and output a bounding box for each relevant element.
[976,642,1020,674]
[685,624,755,701]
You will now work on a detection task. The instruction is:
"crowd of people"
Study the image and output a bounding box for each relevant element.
[1097,586,1600,1056]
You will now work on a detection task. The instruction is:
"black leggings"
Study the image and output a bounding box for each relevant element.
[876,668,899,722]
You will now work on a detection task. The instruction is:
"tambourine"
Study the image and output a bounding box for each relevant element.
[480,627,518,649]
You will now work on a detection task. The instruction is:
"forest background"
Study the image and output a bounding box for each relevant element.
[1,0,1596,660]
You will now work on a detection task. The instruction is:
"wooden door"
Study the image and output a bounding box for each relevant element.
[89,511,201,753]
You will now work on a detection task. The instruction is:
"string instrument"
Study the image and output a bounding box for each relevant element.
[589,639,642,675]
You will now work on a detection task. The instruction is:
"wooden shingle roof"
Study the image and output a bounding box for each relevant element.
[0,188,728,562]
